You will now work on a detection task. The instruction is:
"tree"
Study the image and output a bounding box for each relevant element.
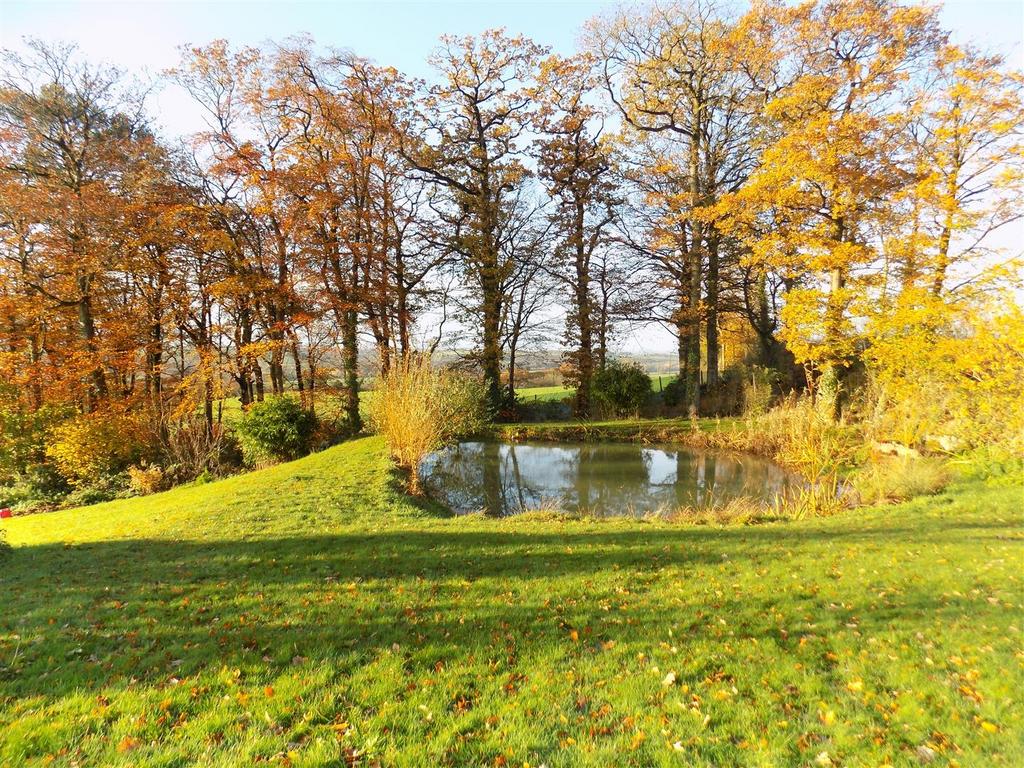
[0,41,150,412]
[591,1,758,415]
[908,44,1023,296]
[402,29,546,413]
[716,0,943,418]
[533,52,617,416]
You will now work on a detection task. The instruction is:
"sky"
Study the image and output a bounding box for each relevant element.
[1,0,1021,355]
[1,0,1020,138]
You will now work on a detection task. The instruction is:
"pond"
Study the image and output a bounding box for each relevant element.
[420,440,801,517]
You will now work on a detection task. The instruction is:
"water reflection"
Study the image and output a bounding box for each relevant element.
[420,440,800,517]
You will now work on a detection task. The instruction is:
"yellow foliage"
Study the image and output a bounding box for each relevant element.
[127,464,165,496]
[864,290,1024,453]
[368,355,485,493]
[45,411,152,485]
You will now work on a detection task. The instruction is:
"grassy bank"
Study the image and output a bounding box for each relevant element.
[2,436,1021,767]
[496,417,734,443]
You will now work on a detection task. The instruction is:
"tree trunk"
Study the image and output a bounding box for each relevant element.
[253,359,265,402]
[822,266,847,421]
[573,199,593,418]
[705,229,720,388]
[342,307,361,431]
[291,336,305,405]
[77,275,106,411]
[480,275,503,414]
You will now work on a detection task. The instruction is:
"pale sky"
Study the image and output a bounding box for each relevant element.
[2,0,1020,142]
[1,0,1021,356]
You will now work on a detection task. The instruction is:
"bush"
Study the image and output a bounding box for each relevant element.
[592,360,652,417]
[661,378,685,408]
[369,354,486,492]
[0,392,70,485]
[161,413,238,482]
[516,398,573,423]
[863,291,1024,454]
[0,464,68,510]
[64,473,130,507]
[128,464,165,495]
[45,410,153,486]
[234,396,316,467]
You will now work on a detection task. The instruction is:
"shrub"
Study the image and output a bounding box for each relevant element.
[161,413,238,482]
[661,378,685,408]
[0,464,69,510]
[863,291,1024,454]
[128,464,165,495]
[516,398,573,423]
[369,354,486,493]
[700,368,747,416]
[592,361,652,417]
[0,387,71,485]
[234,396,316,467]
[64,473,130,507]
[45,410,152,486]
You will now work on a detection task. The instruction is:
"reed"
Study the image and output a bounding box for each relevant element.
[852,455,949,505]
[368,354,485,493]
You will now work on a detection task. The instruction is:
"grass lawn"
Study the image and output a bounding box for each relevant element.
[516,384,575,403]
[514,374,677,404]
[1,437,1021,767]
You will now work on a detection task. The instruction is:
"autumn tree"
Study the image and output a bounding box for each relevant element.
[0,41,151,412]
[591,1,758,415]
[908,44,1023,296]
[276,46,441,427]
[717,0,943,417]
[402,29,546,412]
[533,52,617,416]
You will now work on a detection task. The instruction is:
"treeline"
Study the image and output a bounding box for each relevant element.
[1,1,1021,456]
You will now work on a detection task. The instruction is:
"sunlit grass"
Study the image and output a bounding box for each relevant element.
[515,383,575,402]
[1,436,1020,766]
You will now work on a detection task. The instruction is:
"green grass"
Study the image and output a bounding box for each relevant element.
[515,384,575,403]
[514,373,677,404]
[1,437,1021,766]
[497,416,742,443]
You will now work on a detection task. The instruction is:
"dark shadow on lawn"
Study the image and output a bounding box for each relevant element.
[0,516,1015,701]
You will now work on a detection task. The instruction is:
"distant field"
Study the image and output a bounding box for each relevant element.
[515,384,575,402]
[207,372,678,417]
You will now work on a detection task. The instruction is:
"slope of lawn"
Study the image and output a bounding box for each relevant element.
[1,437,1021,767]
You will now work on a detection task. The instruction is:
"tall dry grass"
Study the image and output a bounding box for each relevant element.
[369,354,485,493]
[699,395,856,481]
[852,455,949,505]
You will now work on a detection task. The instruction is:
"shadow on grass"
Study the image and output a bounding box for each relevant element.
[0,516,1013,702]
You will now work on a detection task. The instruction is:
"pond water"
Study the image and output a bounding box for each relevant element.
[420,440,801,517]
